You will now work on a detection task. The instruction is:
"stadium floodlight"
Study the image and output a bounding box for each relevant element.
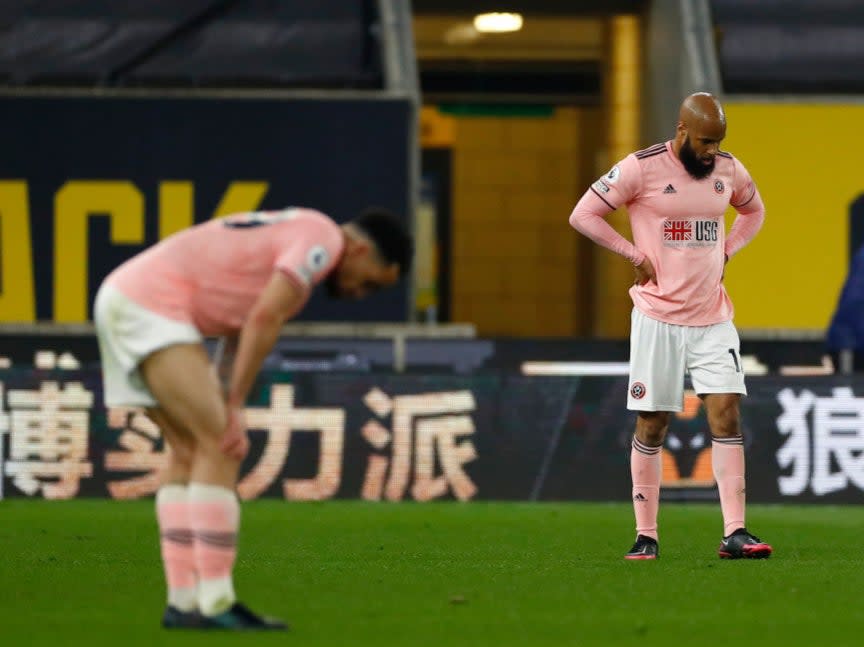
[473,12,523,33]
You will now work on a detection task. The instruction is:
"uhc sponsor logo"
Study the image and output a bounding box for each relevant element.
[662,219,718,247]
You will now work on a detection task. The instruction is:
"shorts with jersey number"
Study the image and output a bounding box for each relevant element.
[94,283,203,408]
[627,308,746,412]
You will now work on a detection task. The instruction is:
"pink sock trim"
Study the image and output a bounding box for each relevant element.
[712,438,746,536]
[156,501,196,589]
[189,500,239,581]
[631,437,662,541]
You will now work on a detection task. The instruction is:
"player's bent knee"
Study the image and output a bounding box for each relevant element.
[705,398,740,435]
[710,414,740,437]
[635,412,669,445]
[641,429,667,445]
[637,411,670,429]
[220,432,250,462]
[194,433,248,464]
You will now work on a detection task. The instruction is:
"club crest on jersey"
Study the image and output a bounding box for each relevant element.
[630,382,646,399]
[714,179,724,194]
[295,245,331,284]
[605,165,621,184]
[663,219,718,248]
[306,245,330,273]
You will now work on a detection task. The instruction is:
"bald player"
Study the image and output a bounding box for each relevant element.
[94,207,412,629]
[568,93,771,560]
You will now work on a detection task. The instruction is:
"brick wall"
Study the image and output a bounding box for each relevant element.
[448,107,603,336]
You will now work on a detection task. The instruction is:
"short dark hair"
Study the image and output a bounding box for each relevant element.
[351,208,413,276]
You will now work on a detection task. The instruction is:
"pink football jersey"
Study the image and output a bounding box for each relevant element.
[106,208,344,335]
[571,141,764,326]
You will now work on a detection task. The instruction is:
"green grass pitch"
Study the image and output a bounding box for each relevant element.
[0,500,862,646]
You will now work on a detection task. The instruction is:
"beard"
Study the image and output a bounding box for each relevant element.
[678,136,715,179]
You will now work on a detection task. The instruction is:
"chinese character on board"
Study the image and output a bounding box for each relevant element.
[237,385,345,501]
[360,387,478,502]
[777,387,864,496]
[4,381,94,499]
[105,408,168,499]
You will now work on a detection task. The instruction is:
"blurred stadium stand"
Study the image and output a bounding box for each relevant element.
[712,0,864,94]
[0,0,382,88]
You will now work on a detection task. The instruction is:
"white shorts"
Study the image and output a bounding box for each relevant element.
[94,283,202,408]
[627,308,746,412]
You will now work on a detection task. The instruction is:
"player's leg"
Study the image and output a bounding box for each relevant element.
[147,407,200,626]
[150,407,195,483]
[624,411,668,559]
[95,286,280,627]
[703,393,771,558]
[139,343,234,483]
[689,321,771,559]
[701,393,745,531]
[94,285,207,627]
[631,410,670,543]
[140,344,236,615]
[625,309,686,559]
[140,343,286,630]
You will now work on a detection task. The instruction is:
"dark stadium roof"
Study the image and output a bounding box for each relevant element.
[0,0,382,88]
[712,0,864,93]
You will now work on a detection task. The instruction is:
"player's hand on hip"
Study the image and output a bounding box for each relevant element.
[633,256,657,286]
[221,405,249,461]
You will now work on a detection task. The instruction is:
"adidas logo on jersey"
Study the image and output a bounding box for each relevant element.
[663,184,676,194]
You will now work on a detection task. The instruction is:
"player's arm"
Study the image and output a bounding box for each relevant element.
[569,195,646,265]
[725,161,766,259]
[226,271,305,410]
[725,192,765,259]
[568,157,655,281]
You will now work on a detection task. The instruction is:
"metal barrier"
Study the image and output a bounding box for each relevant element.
[0,322,479,373]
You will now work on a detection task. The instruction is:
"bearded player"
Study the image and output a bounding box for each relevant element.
[568,93,771,561]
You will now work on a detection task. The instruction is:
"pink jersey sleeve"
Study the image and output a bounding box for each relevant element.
[274,214,343,293]
[568,154,646,265]
[725,157,765,258]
